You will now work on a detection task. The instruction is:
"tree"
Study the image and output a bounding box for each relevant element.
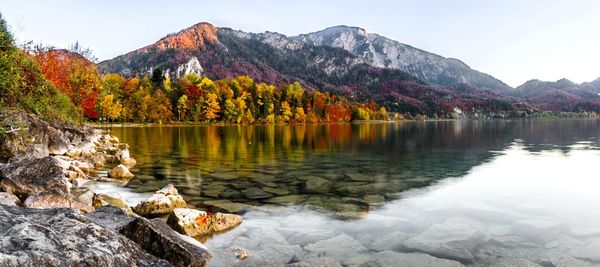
[294,107,306,123]
[34,49,102,119]
[151,68,165,90]
[98,94,122,122]
[223,99,237,123]
[177,95,189,121]
[102,73,125,98]
[147,89,173,124]
[202,93,220,121]
[279,101,292,123]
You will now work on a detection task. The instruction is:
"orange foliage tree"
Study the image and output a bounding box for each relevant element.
[33,49,101,119]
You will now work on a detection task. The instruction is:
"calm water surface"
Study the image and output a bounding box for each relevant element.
[102,120,600,266]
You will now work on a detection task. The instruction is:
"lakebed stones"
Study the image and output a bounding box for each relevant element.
[108,164,135,179]
[304,234,369,266]
[167,208,243,237]
[0,205,168,266]
[134,184,187,216]
[403,217,491,262]
[304,177,332,193]
[203,199,252,213]
[0,156,70,199]
[359,250,465,267]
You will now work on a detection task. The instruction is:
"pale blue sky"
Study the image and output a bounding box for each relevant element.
[1,0,599,87]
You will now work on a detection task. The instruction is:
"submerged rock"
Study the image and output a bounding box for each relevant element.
[569,240,600,263]
[359,251,465,267]
[134,184,187,216]
[403,217,491,262]
[203,199,252,213]
[242,187,274,199]
[304,177,332,193]
[108,164,135,179]
[0,156,69,199]
[286,256,343,267]
[304,234,369,266]
[0,192,20,206]
[167,208,243,237]
[0,205,169,266]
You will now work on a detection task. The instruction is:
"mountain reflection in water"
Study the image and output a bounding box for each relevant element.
[106,120,600,266]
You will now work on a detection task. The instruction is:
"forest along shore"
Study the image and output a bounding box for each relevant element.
[0,112,243,267]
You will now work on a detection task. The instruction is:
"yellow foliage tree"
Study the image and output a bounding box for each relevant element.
[98,94,122,122]
[203,93,220,121]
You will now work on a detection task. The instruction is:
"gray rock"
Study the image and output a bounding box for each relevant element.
[23,190,94,213]
[304,177,332,193]
[569,240,600,263]
[355,231,412,251]
[359,251,465,267]
[403,217,490,262]
[0,191,20,206]
[0,157,69,199]
[512,219,563,243]
[0,113,51,162]
[250,245,303,266]
[47,126,70,155]
[304,234,368,266]
[121,217,212,266]
[555,256,600,267]
[87,205,136,232]
[246,228,289,248]
[278,227,337,246]
[483,258,543,267]
[0,205,169,266]
[286,256,342,267]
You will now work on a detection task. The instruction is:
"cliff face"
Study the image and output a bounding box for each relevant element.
[293,25,511,92]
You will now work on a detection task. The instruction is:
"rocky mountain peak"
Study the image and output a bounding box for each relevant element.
[292,25,511,92]
[140,22,219,52]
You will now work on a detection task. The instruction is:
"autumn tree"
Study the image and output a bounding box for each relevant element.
[203,93,220,121]
[177,95,189,121]
[34,49,102,119]
[98,94,122,122]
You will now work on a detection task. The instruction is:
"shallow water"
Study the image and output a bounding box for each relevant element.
[108,120,600,266]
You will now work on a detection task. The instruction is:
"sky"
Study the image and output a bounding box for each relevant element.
[1,0,599,88]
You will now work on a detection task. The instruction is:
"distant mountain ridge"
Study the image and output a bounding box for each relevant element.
[99,22,600,114]
[511,78,600,112]
[292,25,511,92]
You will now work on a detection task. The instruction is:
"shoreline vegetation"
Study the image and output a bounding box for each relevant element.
[0,111,244,266]
[87,112,599,128]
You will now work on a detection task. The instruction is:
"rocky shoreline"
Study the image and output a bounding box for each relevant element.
[0,112,243,266]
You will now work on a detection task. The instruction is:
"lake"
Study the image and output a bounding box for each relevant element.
[102,120,600,266]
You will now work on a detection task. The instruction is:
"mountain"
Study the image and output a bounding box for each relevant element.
[292,26,511,92]
[512,78,600,112]
[98,23,526,115]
